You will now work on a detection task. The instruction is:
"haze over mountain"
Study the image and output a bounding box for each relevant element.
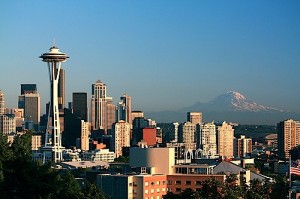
[146,91,300,125]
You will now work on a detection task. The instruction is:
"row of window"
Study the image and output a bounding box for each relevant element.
[145,181,166,186]
[145,188,166,194]
[169,180,202,186]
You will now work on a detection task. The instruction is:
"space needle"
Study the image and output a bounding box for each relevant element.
[40,45,69,163]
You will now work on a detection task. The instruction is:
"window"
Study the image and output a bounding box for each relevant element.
[151,189,154,193]
[186,181,191,185]
[175,181,181,185]
[145,190,148,194]
[157,188,160,193]
[156,181,160,185]
[145,182,149,186]
[196,181,201,186]
[162,188,166,192]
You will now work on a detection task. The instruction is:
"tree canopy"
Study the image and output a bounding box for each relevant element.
[0,132,107,199]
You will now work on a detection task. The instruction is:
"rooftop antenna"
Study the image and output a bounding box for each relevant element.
[53,38,56,47]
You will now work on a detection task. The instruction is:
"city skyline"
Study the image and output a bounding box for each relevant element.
[1,1,300,115]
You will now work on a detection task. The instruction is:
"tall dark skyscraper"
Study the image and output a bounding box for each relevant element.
[72,92,88,122]
[116,94,132,124]
[57,68,65,110]
[18,84,40,130]
[21,84,37,95]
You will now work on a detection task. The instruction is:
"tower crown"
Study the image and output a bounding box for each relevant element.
[39,46,69,62]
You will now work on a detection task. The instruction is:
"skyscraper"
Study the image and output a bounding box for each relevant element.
[57,68,65,110]
[217,121,234,158]
[187,112,202,124]
[0,90,4,115]
[21,84,37,95]
[198,122,217,157]
[116,94,132,124]
[112,120,131,158]
[234,135,252,158]
[18,84,40,130]
[178,122,196,150]
[277,119,300,159]
[91,80,114,132]
[72,92,88,121]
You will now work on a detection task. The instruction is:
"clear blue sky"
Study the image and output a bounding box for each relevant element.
[0,1,299,114]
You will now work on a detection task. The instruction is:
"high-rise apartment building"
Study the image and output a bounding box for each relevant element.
[0,114,16,134]
[80,120,91,151]
[72,92,88,121]
[5,108,24,129]
[178,122,196,150]
[277,119,300,159]
[234,135,252,158]
[0,90,5,114]
[116,94,132,124]
[112,120,131,158]
[106,97,116,132]
[198,122,217,157]
[18,85,40,130]
[91,80,108,131]
[187,112,202,124]
[217,121,234,158]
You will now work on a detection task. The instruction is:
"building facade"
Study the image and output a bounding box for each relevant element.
[116,94,132,124]
[234,135,252,158]
[178,122,196,150]
[0,114,16,134]
[0,90,4,114]
[277,119,300,159]
[187,112,202,124]
[18,85,40,130]
[72,92,88,122]
[91,80,115,132]
[217,121,234,158]
[112,120,131,158]
[198,122,217,157]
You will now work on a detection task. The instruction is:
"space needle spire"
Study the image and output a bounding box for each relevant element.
[40,45,69,163]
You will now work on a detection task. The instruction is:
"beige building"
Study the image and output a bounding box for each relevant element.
[32,134,42,151]
[178,122,196,150]
[199,122,217,157]
[6,108,24,129]
[130,147,175,175]
[97,174,167,199]
[91,80,115,132]
[0,114,16,134]
[81,120,91,151]
[217,121,234,158]
[277,119,300,159]
[0,90,4,114]
[234,135,252,158]
[112,120,131,158]
[187,112,202,124]
[81,149,115,162]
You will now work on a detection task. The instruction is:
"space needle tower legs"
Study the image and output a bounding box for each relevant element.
[40,46,69,163]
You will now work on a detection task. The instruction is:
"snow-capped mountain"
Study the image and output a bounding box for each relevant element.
[146,91,296,124]
[205,91,284,112]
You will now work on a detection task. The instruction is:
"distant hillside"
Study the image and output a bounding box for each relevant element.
[146,91,300,125]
